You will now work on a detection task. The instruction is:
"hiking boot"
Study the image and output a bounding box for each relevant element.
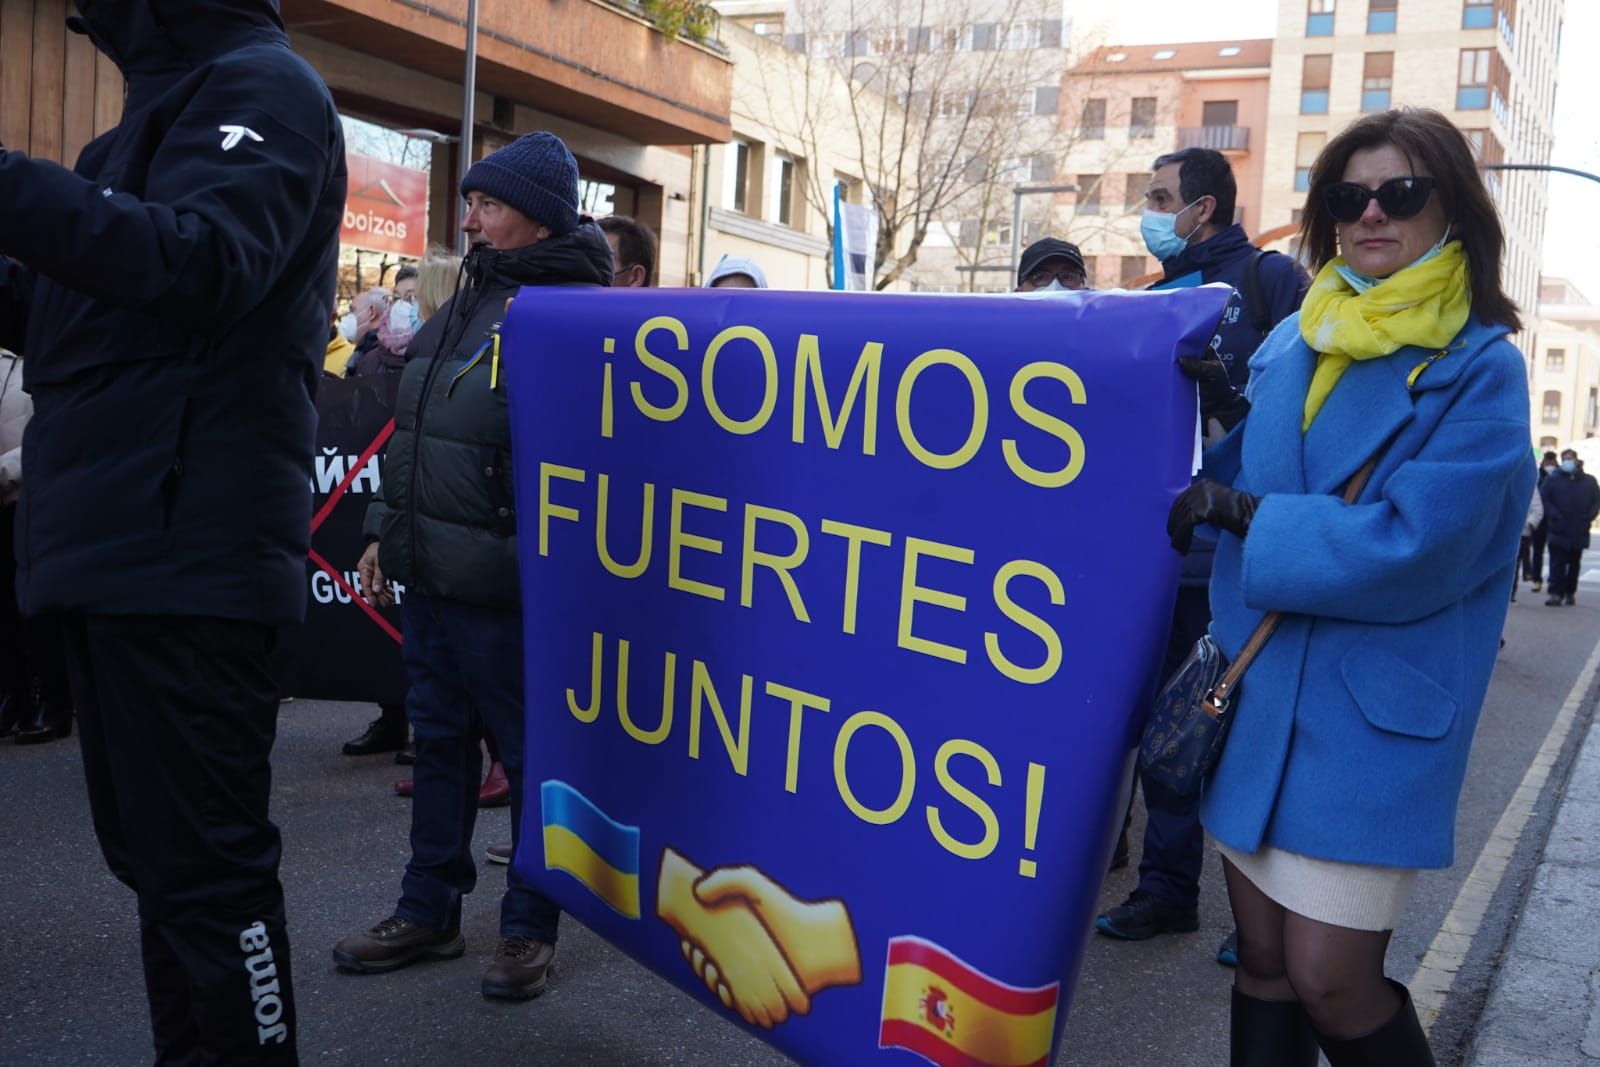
[1532,580,1543,592]
[333,916,465,974]
[481,936,555,1000]
[1094,890,1199,940]
[1546,596,1563,606]
[1566,593,1577,606]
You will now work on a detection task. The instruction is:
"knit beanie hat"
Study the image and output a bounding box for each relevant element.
[460,131,580,235]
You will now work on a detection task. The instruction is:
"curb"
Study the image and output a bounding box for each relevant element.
[1464,711,1600,1065]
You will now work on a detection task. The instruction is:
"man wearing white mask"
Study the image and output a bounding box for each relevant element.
[1014,238,1088,292]
[1096,147,1309,966]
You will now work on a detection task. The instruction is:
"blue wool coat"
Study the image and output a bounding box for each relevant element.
[1198,314,1533,869]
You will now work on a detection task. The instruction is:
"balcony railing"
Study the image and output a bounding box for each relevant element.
[1177,125,1250,153]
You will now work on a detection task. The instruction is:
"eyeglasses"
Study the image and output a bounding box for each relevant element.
[1323,176,1436,222]
[1023,267,1085,289]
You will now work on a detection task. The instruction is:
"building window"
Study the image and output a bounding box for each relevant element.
[936,91,971,119]
[774,154,798,226]
[1130,97,1157,138]
[1295,132,1325,191]
[1362,52,1393,111]
[1458,47,1491,109]
[1033,86,1060,116]
[1540,436,1559,450]
[1307,0,1335,36]
[1462,0,1493,29]
[1302,54,1332,114]
[1202,100,1238,128]
[726,140,751,213]
[807,31,848,59]
[1543,390,1562,425]
[1080,98,1106,139]
[1077,174,1102,215]
[998,19,1041,50]
[866,29,906,56]
[1126,173,1147,212]
[1121,256,1148,284]
[1368,0,1397,32]
[1548,348,1567,371]
[752,19,782,36]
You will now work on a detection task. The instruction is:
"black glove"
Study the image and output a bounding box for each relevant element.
[1178,348,1250,434]
[1167,479,1260,554]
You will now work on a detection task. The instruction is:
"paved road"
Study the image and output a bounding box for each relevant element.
[3,579,1597,1066]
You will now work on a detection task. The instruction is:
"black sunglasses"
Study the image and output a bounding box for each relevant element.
[1324,176,1436,222]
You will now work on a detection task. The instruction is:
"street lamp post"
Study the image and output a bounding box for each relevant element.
[457,0,480,253]
[1010,183,1078,281]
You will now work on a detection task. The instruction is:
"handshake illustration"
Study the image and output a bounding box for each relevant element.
[656,848,862,1029]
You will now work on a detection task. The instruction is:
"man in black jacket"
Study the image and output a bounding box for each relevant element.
[1096,148,1309,962]
[336,131,613,1001]
[1541,449,1600,606]
[0,2,344,1062]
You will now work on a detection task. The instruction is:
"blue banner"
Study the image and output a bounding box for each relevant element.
[502,286,1228,1065]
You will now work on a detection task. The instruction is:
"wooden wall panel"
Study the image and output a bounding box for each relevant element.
[0,0,122,165]
[0,0,36,150]
[61,16,95,161]
[27,0,65,162]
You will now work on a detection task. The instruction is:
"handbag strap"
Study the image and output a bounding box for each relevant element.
[1202,452,1383,718]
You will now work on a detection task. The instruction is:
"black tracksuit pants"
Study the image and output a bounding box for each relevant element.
[62,613,297,1065]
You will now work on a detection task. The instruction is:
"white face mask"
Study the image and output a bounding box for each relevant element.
[1042,278,1067,292]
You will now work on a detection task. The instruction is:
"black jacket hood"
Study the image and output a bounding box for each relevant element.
[69,0,285,77]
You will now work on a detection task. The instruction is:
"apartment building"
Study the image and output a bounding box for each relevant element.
[720,0,1069,291]
[1532,278,1600,452]
[696,18,915,288]
[1062,39,1275,289]
[0,0,734,285]
[1260,0,1562,338]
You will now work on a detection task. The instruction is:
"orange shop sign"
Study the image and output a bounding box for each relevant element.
[342,152,429,258]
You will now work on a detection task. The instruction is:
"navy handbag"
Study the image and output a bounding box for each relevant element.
[1139,455,1380,797]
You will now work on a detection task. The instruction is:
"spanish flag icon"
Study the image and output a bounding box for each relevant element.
[539,780,641,919]
[878,936,1060,1067]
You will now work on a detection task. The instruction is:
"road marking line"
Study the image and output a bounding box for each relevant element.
[1409,631,1600,1031]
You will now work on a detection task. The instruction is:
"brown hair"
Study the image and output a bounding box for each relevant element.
[1299,108,1519,330]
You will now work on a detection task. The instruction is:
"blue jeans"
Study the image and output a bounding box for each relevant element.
[394,593,560,942]
[1126,586,1212,909]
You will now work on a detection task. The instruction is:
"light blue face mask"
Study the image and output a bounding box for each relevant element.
[1562,459,1578,474]
[1333,226,1452,294]
[1140,199,1203,261]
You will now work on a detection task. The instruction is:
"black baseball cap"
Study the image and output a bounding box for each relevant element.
[1017,238,1086,283]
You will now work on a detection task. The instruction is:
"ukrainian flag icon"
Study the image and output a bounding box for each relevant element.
[540,780,642,919]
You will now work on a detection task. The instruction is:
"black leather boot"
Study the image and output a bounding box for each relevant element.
[1231,987,1319,1067]
[1315,979,1435,1066]
[0,692,20,738]
[14,680,71,744]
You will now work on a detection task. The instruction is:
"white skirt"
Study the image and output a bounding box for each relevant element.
[1216,841,1419,932]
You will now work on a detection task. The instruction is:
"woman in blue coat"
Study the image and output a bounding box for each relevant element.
[1168,108,1532,1065]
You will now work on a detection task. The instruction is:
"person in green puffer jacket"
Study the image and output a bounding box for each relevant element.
[336,131,612,1002]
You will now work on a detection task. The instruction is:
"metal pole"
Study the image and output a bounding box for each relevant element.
[1010,187,1024,291]
[457,0,480,253]
[1482,162,1600,186]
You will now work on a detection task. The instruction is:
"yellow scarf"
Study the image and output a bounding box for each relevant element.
[1297,239,1471,430]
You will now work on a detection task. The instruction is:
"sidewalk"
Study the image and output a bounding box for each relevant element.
[1465,712,1600,1065]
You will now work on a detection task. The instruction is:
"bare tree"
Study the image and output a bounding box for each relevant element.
[746,0,1067,290]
